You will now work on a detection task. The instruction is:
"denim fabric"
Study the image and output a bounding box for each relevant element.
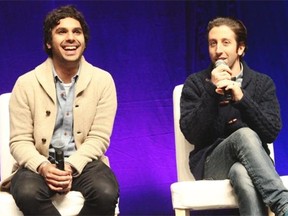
[204,127,288,216]
[229,162,267,215]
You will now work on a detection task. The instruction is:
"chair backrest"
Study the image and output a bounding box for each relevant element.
[173,84,195,181]
[172,84,275,182]
[0,93,15,181]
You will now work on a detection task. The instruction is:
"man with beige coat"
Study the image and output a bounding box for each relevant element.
[1,5,119,215]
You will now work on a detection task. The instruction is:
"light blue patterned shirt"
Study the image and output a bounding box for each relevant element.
[49,67,79,159]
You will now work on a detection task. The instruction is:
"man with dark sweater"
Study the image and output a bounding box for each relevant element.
[180,17,288,216]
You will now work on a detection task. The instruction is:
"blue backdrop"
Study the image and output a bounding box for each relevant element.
[0,1,287,215]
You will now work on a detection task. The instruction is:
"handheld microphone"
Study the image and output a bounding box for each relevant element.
[215,60,233,101]
[51,140,65,170]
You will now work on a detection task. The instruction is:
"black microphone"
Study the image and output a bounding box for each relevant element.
[215,60,233,101]
[51,140,65,170]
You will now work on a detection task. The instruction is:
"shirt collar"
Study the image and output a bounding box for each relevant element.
[233,62,244,85]
[52,64,80,83]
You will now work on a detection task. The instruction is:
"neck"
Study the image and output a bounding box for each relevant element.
[52,59,80,83]
[230,59,242,77]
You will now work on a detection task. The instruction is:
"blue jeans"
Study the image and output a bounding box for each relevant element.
[10,160,119,216]
[204,127,288,216]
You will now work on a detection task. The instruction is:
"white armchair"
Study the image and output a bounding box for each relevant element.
[0,92,119,216]
[170,84,288,216]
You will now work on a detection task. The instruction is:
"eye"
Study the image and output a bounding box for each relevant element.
[223,40,231,46]
[73,28,83,35]
[56,28,67,34]
[209,41,217,47]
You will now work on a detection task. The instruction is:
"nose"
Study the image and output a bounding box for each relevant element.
[66,31,75,41]
[216,44,224,54]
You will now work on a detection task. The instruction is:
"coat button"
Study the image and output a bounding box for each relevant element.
[42,138,46,143]
[46,111,51,116]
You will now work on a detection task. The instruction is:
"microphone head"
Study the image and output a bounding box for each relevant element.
[51,139,65,150]
[51,139,65,171]
[215,59,227,67]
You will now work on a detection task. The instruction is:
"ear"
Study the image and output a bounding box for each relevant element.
[46,43,51,49]
[237,43,245,56]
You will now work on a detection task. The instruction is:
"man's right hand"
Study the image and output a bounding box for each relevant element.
[38,163,72,193]
[211,63,232,87]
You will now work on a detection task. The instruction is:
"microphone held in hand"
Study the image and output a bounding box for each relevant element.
[51,140,65,170]
[215,60,233,101]
[55,149,64,170]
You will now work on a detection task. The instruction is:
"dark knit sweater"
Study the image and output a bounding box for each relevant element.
[180,61,282,180]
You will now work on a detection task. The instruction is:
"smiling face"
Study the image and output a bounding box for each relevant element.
[208,25,245,75]
[46,17,86,65]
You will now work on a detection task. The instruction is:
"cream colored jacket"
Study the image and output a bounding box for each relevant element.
[1,57,117,189]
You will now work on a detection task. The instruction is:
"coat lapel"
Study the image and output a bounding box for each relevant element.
[75,57,93,97]
[34,58,57,104]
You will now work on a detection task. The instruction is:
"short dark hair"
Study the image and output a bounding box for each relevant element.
[43,5,90,57]
[207,17,248,57]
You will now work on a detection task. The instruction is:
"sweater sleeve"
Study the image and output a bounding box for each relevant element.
[233,74,282,143]
[180,73,220,148]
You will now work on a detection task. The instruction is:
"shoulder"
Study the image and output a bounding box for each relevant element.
[14,59,52,88]
[183,66,213,94]
[242,62,275,87]
[81,58,114,81]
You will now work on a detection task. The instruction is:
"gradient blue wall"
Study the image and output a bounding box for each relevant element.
[0,1,287,215]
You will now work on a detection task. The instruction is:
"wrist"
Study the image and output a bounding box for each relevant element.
[37,161,50,176]
[65,162,77,174]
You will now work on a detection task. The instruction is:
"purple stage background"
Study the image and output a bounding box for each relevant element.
[0,1,287,215]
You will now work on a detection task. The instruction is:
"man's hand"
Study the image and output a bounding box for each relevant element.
[216,79,243,102]
[211,63,232,86]
[211,64,243,101]
[38,162,72,194]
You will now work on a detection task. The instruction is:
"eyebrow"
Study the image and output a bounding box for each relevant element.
[208,38,232,42]
[55,27,83,32]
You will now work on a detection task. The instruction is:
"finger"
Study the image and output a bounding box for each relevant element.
[47,183,64,191]
[225,81,238,91]
[228,118,237,124]
[58,186,71,194]
[45,171,72,181]
[47,178,71,187]
[215,88,224,95]
[58,180,72,194]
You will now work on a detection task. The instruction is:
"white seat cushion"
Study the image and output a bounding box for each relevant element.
[171,180,238,210]
[0,191,23,215]
[0,191,84,216]
[171,176,288,211]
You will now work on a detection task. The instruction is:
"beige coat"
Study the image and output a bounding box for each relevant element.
[1,57,117,190]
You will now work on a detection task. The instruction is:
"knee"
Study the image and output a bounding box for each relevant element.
[228,162,253,188]
[89,181,119,204]
[99,183,119,202]
[12,182,39,204]
[232,128,261,149]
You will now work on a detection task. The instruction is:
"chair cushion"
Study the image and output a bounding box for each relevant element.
[0,190,120,215]
[0,191,23,215]
[171,180,238,210]
[0,191,84,216]
[171,176,288,211]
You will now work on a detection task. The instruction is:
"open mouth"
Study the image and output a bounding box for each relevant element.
[63,46,77,51]
[62,45,78,56]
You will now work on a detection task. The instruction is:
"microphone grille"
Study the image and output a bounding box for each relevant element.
[215,59,227,67]
[51,139,65,150]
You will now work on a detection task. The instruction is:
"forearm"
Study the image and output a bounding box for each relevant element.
[180,80,219,145]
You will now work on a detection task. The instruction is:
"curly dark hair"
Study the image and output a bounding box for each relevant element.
[43,5,90,57]
[207,17,248,58]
